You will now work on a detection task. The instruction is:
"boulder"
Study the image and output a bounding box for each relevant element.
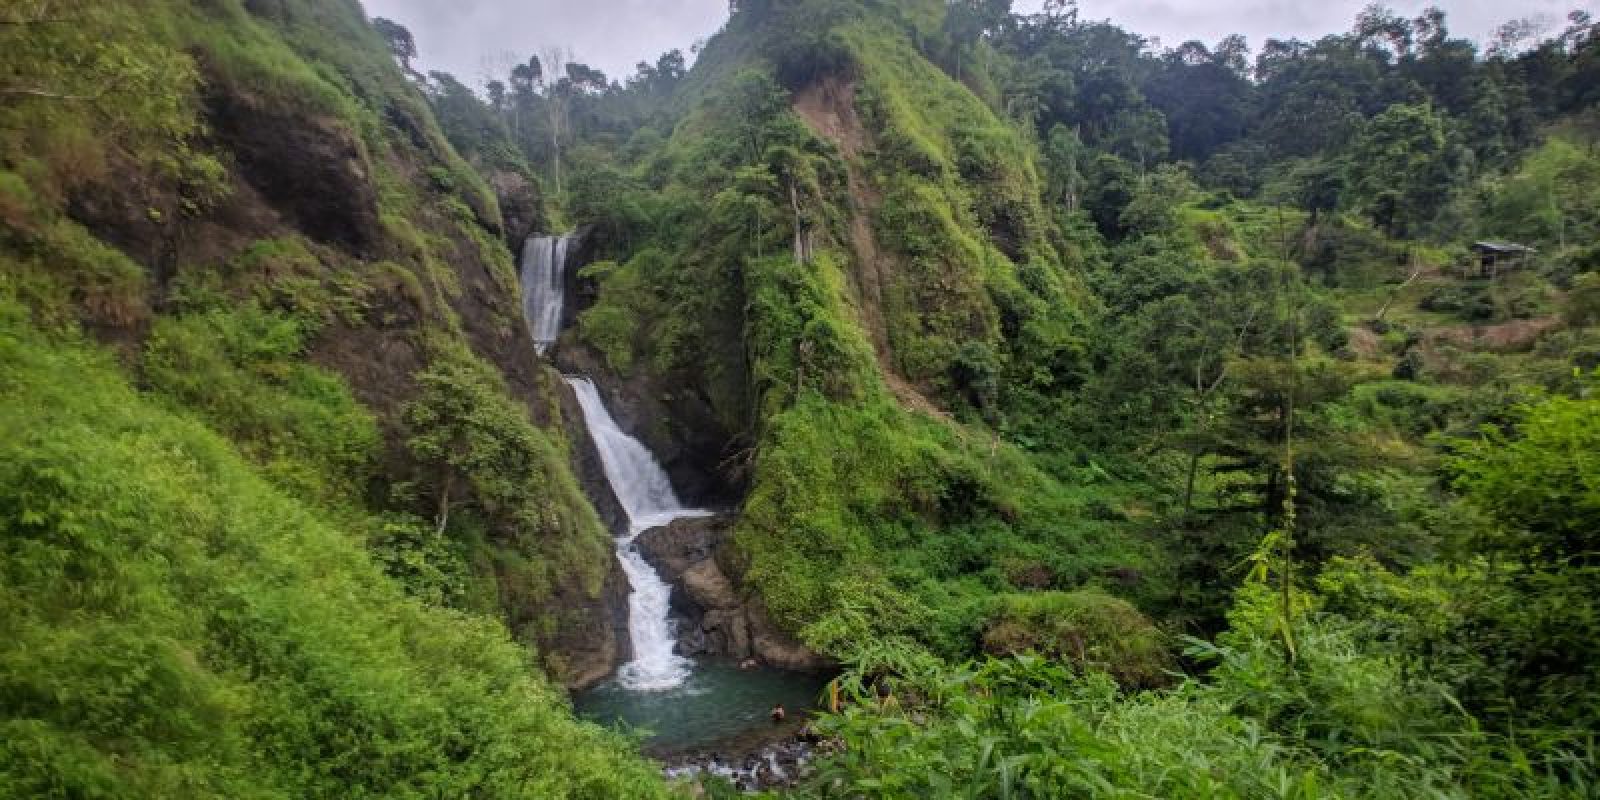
[682,560,740,610]
[635,514,729,580]
[745,596,831,671]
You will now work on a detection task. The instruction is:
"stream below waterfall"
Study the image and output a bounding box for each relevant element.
[521,234,829,788]
[574,663,830,753]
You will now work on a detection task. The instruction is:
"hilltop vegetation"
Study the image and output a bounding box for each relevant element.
[4,0,1600,796]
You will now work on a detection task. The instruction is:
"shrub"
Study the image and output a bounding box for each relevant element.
[981,589,1171,688]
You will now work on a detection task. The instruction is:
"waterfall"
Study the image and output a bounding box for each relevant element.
[518,233,703,691]
[566,377,708,691]
[520,233,575,354]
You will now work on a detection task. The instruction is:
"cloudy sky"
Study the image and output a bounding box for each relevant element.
[360,0,1589,88]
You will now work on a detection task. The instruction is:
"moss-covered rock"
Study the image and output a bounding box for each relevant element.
[982,589,1172,688]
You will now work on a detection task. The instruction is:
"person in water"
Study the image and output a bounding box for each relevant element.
[770,703,786,723]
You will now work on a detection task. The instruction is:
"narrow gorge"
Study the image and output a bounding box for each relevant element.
[519,232,827,779]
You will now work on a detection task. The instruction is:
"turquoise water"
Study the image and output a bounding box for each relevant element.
[573,662,831,755]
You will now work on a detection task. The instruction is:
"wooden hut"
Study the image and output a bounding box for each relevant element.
[1470,241,1536,278]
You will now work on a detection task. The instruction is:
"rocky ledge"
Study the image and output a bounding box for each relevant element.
[635,515,832,672]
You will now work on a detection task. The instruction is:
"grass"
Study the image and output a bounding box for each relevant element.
[0,301,671,798]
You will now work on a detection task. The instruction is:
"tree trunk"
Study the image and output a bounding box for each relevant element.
[1183,449,1200,516]
[790,182,806,263]
[1375,250,1423,322]
[435,472,454,536]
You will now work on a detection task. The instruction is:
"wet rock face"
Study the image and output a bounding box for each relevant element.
[204,87,380,257]
[488,170,542,250]
[683,560,739,610]
[635,517,832,672]
[634,515,724,578]
[544,557,633,691]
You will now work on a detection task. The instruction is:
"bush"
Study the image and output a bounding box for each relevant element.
[981,589,1171,688]
[142,305,379,502]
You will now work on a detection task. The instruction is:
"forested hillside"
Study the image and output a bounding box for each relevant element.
[4,0,1599,796]
[0,0,666,795]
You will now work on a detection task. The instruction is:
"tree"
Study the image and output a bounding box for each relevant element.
[715,68,791,166]
[1345,102,1453,235]
[1042,124,1084,210]
[1144,37,1252,161]
[372,17,418,76]
[1353,3,1413,60]
[1214,33,1251,76]
[1104,106,1168,171]
[1279,157,1346,226]
[424,71,507,161]
[1446,383,1600,731]
[564,62,608,93]
[539,47,571,197]
[1082,152,1137,237]
[941,0,1012,80]
[1454,385,1600,567]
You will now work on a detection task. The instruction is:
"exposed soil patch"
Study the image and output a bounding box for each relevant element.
[793,77,865,159]
[1345,326,1383,359]
[1424,316,1560,353]
[793,78,896,381]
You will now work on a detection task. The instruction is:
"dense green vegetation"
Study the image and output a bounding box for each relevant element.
[0,299,670,797]
[2,0,668,793]
[6,0,1600,795]
[412,0,1600,795]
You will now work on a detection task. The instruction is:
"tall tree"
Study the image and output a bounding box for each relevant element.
[1345,102,1453,235]
[540,47,571,198]
[372,17,418,77]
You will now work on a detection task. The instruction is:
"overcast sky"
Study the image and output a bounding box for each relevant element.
[360,0,1592,88]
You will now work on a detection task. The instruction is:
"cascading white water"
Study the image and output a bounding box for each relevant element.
[519,233,705,691]
[566,377,709,691]
[520,234,574,353]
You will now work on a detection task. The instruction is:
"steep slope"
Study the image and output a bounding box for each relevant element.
[0,302,668,797]
[566,0,1158,665]
[0,0,670,788]
[0,0,627,686]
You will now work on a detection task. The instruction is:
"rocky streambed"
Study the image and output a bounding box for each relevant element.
[660,716,829,792]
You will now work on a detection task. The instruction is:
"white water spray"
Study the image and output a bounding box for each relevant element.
[566,377,709,691]
[518,233,704,691]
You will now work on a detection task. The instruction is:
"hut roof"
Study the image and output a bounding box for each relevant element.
[1472,240,1537,254]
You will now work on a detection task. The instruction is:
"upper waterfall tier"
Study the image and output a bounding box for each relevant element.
[520,233,576,354]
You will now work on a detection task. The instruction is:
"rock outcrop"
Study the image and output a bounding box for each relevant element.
[636,516,831,671]
[547,559,633,690]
